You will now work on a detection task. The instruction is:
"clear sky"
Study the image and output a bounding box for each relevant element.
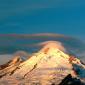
[0,0,85,39]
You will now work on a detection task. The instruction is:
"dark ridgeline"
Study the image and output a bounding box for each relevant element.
[59,74,85,85]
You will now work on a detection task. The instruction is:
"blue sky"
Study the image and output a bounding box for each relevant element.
[0,0,85,39]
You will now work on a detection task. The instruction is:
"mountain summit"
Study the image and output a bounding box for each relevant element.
[0,42,85,85]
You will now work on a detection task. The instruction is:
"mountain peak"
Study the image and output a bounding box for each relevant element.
[40,41,66,53]
[0,43,85,85]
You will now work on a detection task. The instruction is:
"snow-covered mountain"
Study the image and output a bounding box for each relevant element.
[0,42,85,85]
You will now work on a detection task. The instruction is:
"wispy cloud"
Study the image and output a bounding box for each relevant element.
[0,54,12,65]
